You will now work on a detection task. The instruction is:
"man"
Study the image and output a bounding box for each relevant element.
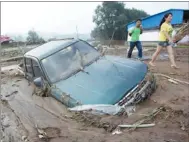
[127,19,143,59]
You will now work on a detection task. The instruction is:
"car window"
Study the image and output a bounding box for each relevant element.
[32,60,42,78]
[25,58,33,75]
[41,41,100,83]
[73,41,100,65]
[42,46,82,83]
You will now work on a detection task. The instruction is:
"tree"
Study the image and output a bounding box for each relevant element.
[91,2,150,41]
[14,35,24,42]
[124,8,150,23]
[92,2,127,40]
[26,30,45,44]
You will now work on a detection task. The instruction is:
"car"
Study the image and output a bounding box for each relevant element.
[22,39,156,108]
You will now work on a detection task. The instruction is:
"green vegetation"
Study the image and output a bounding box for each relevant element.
[176,45,189,48]
[26,30,45,45]
[91,2,149,40]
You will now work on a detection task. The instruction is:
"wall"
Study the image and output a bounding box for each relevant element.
[127,28,189,46]
[127,9,184,30]
[127,30,159,42]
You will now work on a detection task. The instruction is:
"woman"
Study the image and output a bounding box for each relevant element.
[149,13,179,69]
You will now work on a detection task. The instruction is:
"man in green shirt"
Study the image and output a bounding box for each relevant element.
[127,19,143,59]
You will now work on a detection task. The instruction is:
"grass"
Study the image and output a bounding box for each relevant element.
[1,44,16,49]
[176,45,189,48]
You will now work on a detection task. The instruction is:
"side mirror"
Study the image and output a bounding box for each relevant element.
[33,77,44,88]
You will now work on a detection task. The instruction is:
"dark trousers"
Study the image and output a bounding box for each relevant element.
[127,41,143,58]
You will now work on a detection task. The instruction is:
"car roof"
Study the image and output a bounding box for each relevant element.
[24,39,79,60]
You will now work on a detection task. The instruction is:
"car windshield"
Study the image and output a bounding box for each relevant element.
[41,41,100,83]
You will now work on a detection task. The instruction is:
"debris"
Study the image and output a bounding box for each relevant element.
[0,56,23,63]
[12,84,19,87]
[118,123,155,128]
[15,67,25,76]
[15,79,22,82]
[69,104,125,115]
[155,73,189,85]
[130,107,163,130]
[35,104,68,122]
[35,125,48,139]
[21,136,27,141]
[173,22,189,42]
[164,139,177,142]
[180,121,185,131]
[169,73,176,75]
[138,113,149,117]
[1,115,10,128]
[1,64,25,77]
[124,105,136,116]
[37,128,46,135]
[5,91,18,97]
[167,79,178,84]
[112,129,122,135]
[38,134,44,139]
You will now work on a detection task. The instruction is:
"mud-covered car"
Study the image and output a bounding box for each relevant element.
[22,39,156,108]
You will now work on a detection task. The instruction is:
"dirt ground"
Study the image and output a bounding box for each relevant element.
[0,47,189,142]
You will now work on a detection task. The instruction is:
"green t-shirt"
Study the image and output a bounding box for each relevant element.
[129,27,141,41]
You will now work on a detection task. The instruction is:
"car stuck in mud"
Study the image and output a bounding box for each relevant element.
[20,39,156,111]
[1,42,189,142]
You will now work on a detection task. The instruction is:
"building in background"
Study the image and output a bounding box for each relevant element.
[0,35,13,44]
[127,9,189,46]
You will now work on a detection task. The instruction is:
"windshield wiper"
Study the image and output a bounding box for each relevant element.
[80,67,89,75]
[75,49,89,75]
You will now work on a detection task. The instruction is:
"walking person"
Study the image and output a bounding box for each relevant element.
[149,13,179,69]
[127,19,143,59]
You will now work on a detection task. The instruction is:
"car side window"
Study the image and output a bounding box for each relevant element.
[32,60,43,78]
[25,58,33,75]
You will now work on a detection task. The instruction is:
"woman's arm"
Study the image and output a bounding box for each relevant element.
[163,31,172,42]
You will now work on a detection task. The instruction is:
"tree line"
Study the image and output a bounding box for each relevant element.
[13,30,46,45]
[13,2,149,45]
[91,2,150,41]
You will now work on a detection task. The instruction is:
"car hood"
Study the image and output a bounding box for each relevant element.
[53,55,148,105]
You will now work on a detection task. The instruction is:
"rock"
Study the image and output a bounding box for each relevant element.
[21,136,27,141]
[38,134,44,139]
[112,129,122,135]
[180,121,186,131]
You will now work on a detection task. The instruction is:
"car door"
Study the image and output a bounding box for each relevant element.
[25,57,34,81]
[25,57,43,82]
[32,59,43,79]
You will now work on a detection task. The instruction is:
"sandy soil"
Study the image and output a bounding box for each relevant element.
[0,48,189,142]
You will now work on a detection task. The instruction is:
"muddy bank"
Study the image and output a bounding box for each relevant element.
[1,48,189,142]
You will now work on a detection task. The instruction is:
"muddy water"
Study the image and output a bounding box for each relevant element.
[1,76,73,141]
[0,67,136,141]
[1,48,189,142]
